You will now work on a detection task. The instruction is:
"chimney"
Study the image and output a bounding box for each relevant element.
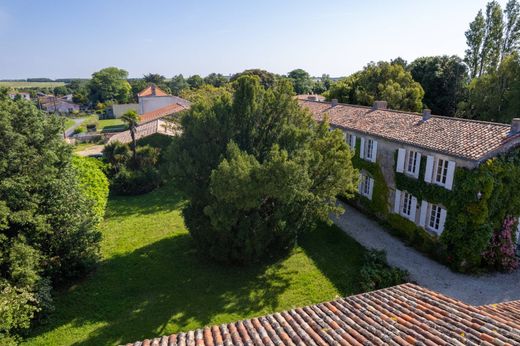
[151,84,156,96]
[307,95,317,101]
[331,99,338,107]
[511,118,520,134]
[372,100,387,110]
[422,109,432,121]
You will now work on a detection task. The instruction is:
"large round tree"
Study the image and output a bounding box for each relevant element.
[167,76,357,263]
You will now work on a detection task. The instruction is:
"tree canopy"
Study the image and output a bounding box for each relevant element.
[88,67,132,104]
[409,55,468,116]
[0,96,107,342]
[230,69,278,89]
[169,74,190,95]
[325,61,425,112]
[287,68,313,95]
[166,76,357,263]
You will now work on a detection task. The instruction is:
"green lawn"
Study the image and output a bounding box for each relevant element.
[97,118,126,132]
[63,118,76,130]
[24,186,365,346]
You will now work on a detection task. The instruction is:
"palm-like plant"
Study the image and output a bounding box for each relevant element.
[121,110,140,163]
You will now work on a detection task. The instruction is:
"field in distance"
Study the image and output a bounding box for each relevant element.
[0,81,65,88]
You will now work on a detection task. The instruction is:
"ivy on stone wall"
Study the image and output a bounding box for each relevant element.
[394,148,520,272]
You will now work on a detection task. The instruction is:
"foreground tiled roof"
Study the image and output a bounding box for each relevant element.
[125,283,520,345]
[298,99,520,161]
[139,103,187,124]
[478,300,520,326]
[138,85,169,97]
[107,119,178,145]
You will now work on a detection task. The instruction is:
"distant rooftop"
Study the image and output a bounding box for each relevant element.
[125,283,520,346]
[137,84,169,97]
[298,97,520,161]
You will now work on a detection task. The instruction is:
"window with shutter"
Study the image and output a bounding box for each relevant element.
[427,204,447,235]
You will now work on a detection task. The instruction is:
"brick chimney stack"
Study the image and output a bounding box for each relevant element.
[511,118,520,134]
[331,99,338,107]
[422,109,432,121]
[372,100,387,110]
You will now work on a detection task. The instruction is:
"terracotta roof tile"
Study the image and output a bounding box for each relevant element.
[125,284,520,345]
[139,103,187,124]
[299,100,520,161]
[137,85,169,97]
[107,119,178,145]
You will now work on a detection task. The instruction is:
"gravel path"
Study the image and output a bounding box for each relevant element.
[333,201,520,306]
[64,117,85,137]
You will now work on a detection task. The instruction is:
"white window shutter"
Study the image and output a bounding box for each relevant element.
[371,140,378,162]
[368,178,374,200]
[352,134,357,151]
[410,196,418,222]
[394,189,401,213]
[414,153,422,178]
[424,156,434,183]
[438,208,447,234]
[445,161,456,190]
[396,148,406,173]
[359,137,365,159]
[419,201,428,227]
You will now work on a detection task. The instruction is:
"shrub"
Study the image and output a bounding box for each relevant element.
[71,156,109,225]
[482,216,519,272]
[359,249,409,291]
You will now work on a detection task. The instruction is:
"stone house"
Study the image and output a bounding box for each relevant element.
[299,97,520,260]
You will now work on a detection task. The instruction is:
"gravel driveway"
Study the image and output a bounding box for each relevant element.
[333,201,520,306]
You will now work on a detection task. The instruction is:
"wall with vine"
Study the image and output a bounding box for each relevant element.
[346,137,520,272]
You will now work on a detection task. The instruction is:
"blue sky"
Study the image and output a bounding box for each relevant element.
[0,0,502,79]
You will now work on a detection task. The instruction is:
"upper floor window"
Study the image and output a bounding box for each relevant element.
[435,159,449,185]
[366,139,375,160]
[406,150,419,176]
[346,133,356,150]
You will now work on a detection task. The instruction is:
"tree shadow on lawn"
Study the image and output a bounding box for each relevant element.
[105,185,186,218]
[31,234,291,346]
[299,222,366,297]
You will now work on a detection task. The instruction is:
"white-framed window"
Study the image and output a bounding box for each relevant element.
[366,139,374,160]
[435,158,449,185]
[358,173,374,200]
[406,150,420,177]
[401,192,413,217]
[427,204,447,235]
[345,133,356,150]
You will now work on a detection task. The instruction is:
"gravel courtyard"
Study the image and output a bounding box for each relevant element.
[333,201,520,306]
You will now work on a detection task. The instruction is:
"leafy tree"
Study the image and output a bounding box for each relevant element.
[391,57,408,68]
[325,61,424,112]
[204,73,228,87]
[0,97,106,339]
[287,68,313,94]
[129,79,148,101]
[186,74,204,89]
[166,76,357,263]
[409,56,469,116]
[143,73,166,85]
[121,110,140,162]
[503,0,520,58]
[88,67,132,104]
[479,1,504,76]
[53,85,70,96]
[459,52,520,123]
[230,69,277,89]
[169,74,189,95]
[180,84,232,104]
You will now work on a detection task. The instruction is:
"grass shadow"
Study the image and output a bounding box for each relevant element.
[30,234,291,346]
[299,221,366,296]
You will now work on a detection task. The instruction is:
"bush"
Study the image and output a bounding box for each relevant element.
[103,142,162,195]
[359,249,409,291]
[71,156,109,225]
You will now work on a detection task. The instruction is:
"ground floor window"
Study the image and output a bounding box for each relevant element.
[401,192,413,217]
[427,204,446,235]
[359,174,374,200]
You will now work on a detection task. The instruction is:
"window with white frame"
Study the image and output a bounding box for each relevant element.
[359,174,374,200]
[406,150,419,176]
[401,192,413,217]
[346,133,355,149]
[428,204,444,233]
[365,139,374,160]
[435,158,449,185]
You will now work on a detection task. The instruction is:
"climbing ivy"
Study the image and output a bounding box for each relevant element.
[394,148,520,272]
